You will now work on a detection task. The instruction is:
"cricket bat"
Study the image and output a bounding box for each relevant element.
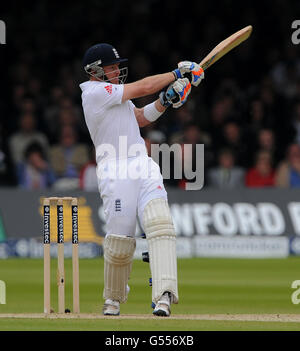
[199,25,252,70]
[166,25,253,99]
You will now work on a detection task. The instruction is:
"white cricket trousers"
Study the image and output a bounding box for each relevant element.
[97,155,168,237]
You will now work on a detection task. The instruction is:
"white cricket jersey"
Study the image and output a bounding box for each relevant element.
[79,80,147,164]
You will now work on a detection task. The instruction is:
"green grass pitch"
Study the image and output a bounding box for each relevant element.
[0,257,300,330]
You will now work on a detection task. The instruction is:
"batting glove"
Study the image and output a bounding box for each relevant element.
[159,90,172,108]
[168,78,192,108]
[173,61,204,87]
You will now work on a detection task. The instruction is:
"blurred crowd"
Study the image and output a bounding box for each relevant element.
[1,0,300,190]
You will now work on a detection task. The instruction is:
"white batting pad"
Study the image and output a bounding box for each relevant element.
[143,198,178,304]
[103,234,136,303]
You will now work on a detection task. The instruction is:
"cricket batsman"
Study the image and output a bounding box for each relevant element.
[79,43,204,316]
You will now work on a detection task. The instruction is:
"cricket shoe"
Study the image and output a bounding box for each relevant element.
[153,292,171,317]
[102,285,130,315]
[102,299,120,316]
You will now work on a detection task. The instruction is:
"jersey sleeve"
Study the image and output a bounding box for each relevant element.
[91,83,124,112]
[129,100,136,109]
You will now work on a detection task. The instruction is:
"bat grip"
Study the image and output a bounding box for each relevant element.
[166,88,176,100]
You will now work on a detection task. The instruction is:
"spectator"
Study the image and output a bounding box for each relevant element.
[50,125,89,190]
[16,142,56,189]
[270,48,300,99]
[181,123,213,170]
[169,106,194,143]
[207,148,245,188]
[44,95,87,142]
[43,86,65,133]
[207,96,235,148]
[12,85,26,112]
[257,128,274,152]
[248,99,265,133]
[20,97,36,115]
[219,121,251,168]
[27,78,46,108]
[254,129,281,167]
[246,151,275,187]
[275,143,300,187]
[9,112,49,165]
[182,123,211,146]
[58,99,89,141]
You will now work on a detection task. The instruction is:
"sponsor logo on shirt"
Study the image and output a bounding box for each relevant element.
[105,84,112,95]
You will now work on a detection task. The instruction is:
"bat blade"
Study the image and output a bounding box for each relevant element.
[165,25,252,101]
[199,25,253,70]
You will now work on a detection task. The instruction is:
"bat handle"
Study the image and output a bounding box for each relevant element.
[166,88,176,100]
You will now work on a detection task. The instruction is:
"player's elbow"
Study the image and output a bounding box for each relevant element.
[135,107,151,127]
[138,117,150,127]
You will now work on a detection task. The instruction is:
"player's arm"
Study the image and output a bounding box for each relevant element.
[122,72,175,103]
[122,60,203,103]
[134,99,166,127]
[129,61,204,127]
[134,78,193,127]
[122,60,205,103]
